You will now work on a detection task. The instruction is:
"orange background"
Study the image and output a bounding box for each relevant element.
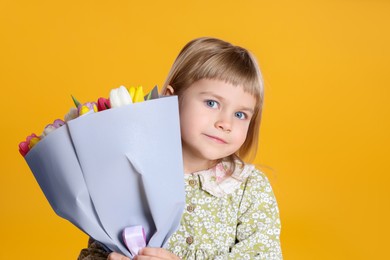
[1,0,389,259]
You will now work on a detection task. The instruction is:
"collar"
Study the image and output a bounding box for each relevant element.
[190,160,254,197]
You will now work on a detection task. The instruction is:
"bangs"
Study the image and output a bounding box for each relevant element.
[187,49,263,105]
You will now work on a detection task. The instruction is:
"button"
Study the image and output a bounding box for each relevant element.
[186,236,194,244]
[187,205,195,212]
[189,180,197,187]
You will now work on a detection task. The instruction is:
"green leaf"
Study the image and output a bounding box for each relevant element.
[71,95,81,107]
[146,90,152,100]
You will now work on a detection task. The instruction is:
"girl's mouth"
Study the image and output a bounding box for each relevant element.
[204,134,227,144]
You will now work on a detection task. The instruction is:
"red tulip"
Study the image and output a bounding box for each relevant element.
[19,133,40,157]
[97,97,111,111]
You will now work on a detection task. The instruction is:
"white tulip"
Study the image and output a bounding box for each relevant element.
[110,85,132,108]
[64,107,79,122]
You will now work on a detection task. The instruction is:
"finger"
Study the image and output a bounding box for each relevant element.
[139,247,179,259]
[107,252,131,260]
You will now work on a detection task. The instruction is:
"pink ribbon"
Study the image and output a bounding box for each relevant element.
[122,226,146,256]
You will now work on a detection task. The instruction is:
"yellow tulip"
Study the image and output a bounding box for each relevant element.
[133,86,145,103]
[80,105,91,116]
[28,137,40,149]
[128,86,136,101]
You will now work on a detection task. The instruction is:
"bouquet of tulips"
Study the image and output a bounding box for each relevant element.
[19,85,185,258]
[19,85,153,156]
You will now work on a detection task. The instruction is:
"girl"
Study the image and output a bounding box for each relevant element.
[79,37,282,259]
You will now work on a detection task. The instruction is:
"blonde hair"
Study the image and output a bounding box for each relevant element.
[162,37,264,163]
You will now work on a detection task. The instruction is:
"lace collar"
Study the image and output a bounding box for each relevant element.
[190,160,254,197]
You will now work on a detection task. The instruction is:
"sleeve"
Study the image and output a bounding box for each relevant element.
[216,169,282,260]
[78,237,111,260]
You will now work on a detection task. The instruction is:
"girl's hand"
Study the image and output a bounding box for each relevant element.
[107,248,180,260]
[137,248,180,259]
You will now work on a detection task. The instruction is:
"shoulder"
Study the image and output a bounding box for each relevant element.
[237,164,281,222]
[245,166,274,191]
[233,161,273,190]
[237,163,279,207]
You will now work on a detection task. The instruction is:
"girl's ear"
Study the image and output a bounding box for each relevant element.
[163,85,175,96]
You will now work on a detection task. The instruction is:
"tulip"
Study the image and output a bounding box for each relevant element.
[128,86,136,101]
[42,125,56,136]
[110,86,132,108]
[28,136,40,149]
[133,86,145,103]
[41,119,65,137]
[64,107,79,122]
[97,97,111,111]
[19,133,40,157]
[78,102,98,116]
[52,119,65,128]
[19,141,29,157]
[127,86,145,103]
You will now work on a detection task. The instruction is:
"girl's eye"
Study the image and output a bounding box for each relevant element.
[205,100,218,108]
[235,111,247,120]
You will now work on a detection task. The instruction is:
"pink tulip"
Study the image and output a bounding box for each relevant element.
[52,119,65,128]
[78,102,98,116]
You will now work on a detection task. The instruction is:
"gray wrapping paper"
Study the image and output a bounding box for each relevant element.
[24,96,185,257]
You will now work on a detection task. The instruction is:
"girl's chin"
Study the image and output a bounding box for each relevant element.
[182,153,230,172]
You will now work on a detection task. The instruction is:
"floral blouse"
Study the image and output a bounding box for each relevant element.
[78,160,282,260]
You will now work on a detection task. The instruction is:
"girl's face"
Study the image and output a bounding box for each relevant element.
[178,79,256,173]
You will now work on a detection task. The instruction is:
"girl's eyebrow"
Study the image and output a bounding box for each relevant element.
[199,91,225,101]
[240,106,255,114]
[199,91,254,114]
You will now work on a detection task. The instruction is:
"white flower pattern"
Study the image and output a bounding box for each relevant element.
[166,160,282,259]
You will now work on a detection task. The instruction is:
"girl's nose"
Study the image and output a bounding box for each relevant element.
[215,116,232,133]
